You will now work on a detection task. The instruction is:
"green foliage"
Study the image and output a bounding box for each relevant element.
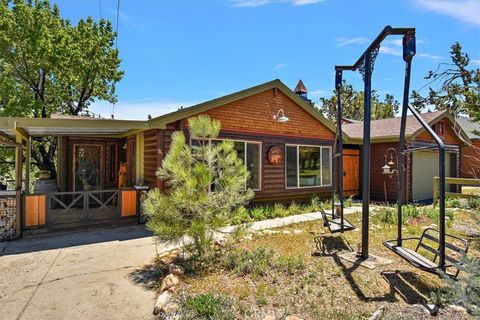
[376,206,396,224]
[445,197,461,208]
[318,81,399,121]
[0,0,123,176]
[468,197,480,210]
[223,247,274,276]
[411,42,480,120]
[275,255,306,275]
[443,258,480,316]
[223,247,305,277]
[344,196,354,208]
[286,201,302,216]
[182,293,235,320]
[144,115,254,264]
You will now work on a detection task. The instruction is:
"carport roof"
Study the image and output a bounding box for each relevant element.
[0,117,149,139]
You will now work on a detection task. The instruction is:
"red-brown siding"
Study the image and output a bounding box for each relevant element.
[461,140,480,179]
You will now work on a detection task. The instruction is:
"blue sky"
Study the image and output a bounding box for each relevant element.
[52,0,480,120]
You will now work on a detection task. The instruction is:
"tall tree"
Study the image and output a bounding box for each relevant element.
[317,81,399,121]
[411,42,480,121]
[0,0,123,177]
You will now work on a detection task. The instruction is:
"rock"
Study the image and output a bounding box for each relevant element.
[262,229,279,235]
[153,291,172,315]
[168,263,184,276]
[293,229,303,235]
[446,304,469,314]
[162,301,180,314]
[244,234,253,241]
[423,304,439,316]
[285,316,304,320]
[159,274,180,293]
[214,237,227,247]
[282,230,291,234]
[369,305,385,320]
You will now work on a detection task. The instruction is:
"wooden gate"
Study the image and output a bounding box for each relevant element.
[343,149,360,196]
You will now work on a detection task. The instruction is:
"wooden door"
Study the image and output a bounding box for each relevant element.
[72,143,105,192]
[343,149,360,196]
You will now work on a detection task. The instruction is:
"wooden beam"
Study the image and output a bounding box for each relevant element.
[25,137,31,194]
[13,127,30,141]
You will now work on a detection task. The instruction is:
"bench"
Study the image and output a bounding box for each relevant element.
[383,228,469,278]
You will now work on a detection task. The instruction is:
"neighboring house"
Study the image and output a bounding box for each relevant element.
[457,116,480,180]
[342,110,471,203]
[0,79,337,236]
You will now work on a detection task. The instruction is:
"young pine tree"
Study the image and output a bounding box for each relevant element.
[144,115,254,262]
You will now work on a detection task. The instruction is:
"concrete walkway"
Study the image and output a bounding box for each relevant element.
[0,207,363,320]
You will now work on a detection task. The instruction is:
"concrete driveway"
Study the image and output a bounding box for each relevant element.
[0,226,160,320]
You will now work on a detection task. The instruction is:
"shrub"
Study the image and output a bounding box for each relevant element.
[305,197,322,212]
[287,201,303,216]
[275,256,306,274]
[468,196,480,209]
[344,196,354,208]
[249,207,267,221]
[182,293,235,320]
[144,115,254,264]
[402,203,420,221]
[223,247,274,276]
[445,197,461,208]
[377,206,396,224]
[443,258,480,316]
[272,203,288,218]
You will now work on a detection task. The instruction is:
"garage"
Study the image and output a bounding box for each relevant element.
[412,151,453,202]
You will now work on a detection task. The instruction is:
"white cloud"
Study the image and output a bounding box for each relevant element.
[335,37,369,48]
[417,53,444,61]
[379,46,402,56]
[89,100,196,120]
[472,59,480,65]
[230,0,323,7]
[231,0,269,7]
[309,89,329,98]
[291,0,324,5]
[273,63,287,70]
[413,0,480,26]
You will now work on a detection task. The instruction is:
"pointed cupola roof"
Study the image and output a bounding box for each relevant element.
[294,79,308,95]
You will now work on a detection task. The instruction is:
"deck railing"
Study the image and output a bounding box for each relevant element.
[433,177,480,206]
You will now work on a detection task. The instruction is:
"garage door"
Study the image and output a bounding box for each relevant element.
[412,151,452,202]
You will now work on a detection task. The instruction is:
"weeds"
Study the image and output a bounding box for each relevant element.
[468,196,480,210]
[223,247,274,276]
[445,197,462,208]
[182,293,235,320]
[275,256,306,274]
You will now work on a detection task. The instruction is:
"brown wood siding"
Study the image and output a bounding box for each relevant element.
[369,142,403,202]
[143,129,160,188]
[210,131,332,203]
[416,120,463,145]
[461,140,480,179]
[200,89,334,140]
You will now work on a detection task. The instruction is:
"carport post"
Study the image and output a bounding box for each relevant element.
[335,69,344,232]
[361,51,372,260]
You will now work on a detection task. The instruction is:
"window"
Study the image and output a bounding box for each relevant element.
[285,145,331,188]
[191,139,261,191]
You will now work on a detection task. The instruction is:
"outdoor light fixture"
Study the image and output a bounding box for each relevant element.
[273,109,289,123]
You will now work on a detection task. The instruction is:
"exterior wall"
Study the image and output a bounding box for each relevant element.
[147,89,335,204]
[461,140,480,179]
[369,142,406,203]
[202,88,333,140]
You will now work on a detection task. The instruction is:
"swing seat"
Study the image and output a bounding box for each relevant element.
[321,207,355,233]
[383,228,469,278]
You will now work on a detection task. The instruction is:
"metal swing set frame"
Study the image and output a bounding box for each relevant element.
[329,26,468,278]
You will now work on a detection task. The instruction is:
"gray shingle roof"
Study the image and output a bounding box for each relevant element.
[457,116,480,140]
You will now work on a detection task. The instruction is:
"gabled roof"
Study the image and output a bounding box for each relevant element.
[343,110,471,144]
[457,116,480,141]
[149,79,336,133]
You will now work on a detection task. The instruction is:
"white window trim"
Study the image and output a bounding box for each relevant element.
[285,144,332,189]
[189,137,262,191]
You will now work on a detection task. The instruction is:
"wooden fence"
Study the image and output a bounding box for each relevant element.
[433,177,480,206]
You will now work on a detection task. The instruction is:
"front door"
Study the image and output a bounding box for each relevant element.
[343,149,360,196]
[72,143,105,192]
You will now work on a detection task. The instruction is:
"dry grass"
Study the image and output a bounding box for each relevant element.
[163,207,479,319]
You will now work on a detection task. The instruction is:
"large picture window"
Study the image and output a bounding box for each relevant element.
[285,145,331,188]
[191,139,261,191]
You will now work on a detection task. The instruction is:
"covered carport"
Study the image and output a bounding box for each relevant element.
[0,116,149,237]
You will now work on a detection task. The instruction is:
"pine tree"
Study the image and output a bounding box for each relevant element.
[143,115,254,263]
